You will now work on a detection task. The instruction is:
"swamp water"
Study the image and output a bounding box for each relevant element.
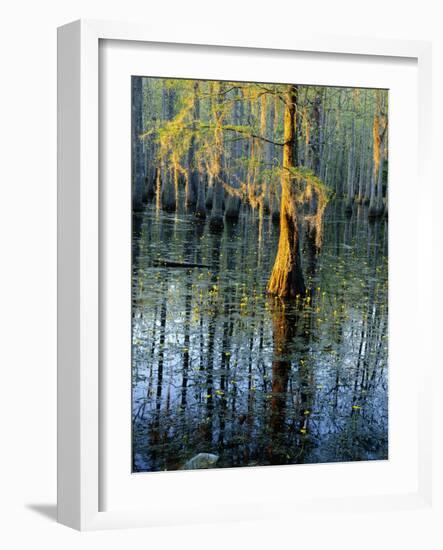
[132,201,388,472]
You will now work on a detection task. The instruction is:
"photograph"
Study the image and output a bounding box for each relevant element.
[131,76,389,473]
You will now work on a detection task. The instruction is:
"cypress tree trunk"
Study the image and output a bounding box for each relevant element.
[195,174,207,219]
[321,106,332,184]
[311,90,321,175]
[356,92,368,204]
[185,81,199,210]
[205,179,213,210]
[209,172,224,231]
[363,144,372,205]
[369,91,386,218]
[356,131,366,204]
[375,140,385,215]
[268,85,306,298]
[132,76,145,212]
[345,111,356,214]
[225,88,242,222]
[161,168,176,212]
[368,166,377,217]
[271,184,281,225]
[263,92,275,214]
[209,82,225,232]
[161,85,176,212]
[224,195,240,221]
[143,79,156,202]
[305,91,322,253]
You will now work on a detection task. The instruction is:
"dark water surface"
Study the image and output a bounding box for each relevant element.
[132,201,388,472]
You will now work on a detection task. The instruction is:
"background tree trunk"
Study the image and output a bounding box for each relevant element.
[209,82,225,232]
[161,84,176,212]
[185,81,199,210]
[345,100,356,214]
[225,88,242,221]
[132,76,145,212]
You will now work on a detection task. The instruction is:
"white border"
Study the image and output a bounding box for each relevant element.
[57,19,433,530]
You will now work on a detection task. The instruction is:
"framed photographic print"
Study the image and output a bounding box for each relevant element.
[130,76,389,474]
[57,19,433,530]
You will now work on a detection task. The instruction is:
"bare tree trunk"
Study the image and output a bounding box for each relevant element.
[209,82,225,232]
[345,105,356,214]
[268,85,306,298]
[161,84,176,212]
[363,141,372,205]
[209,173,224,231]
[368,163,377,216]
[143,78,156,202]
[185,81,199,210]
[356,92,368,204]
[195,173,207,219]
[225,88,242,222]
[263,92,275,214]
[311,89,321,176]
[205,179,213,210]
[375,140,385,215]
[369,92,386,219]
[356,131,367,203]
[132,76,145,212]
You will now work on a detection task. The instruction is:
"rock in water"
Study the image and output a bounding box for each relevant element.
[182,453,219,470]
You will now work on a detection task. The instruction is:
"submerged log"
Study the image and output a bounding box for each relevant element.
[152,259,210,269]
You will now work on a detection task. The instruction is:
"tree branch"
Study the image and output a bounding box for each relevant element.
[199,124,286,146]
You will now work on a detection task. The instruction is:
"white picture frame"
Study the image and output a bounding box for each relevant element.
[57,19,433,531]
